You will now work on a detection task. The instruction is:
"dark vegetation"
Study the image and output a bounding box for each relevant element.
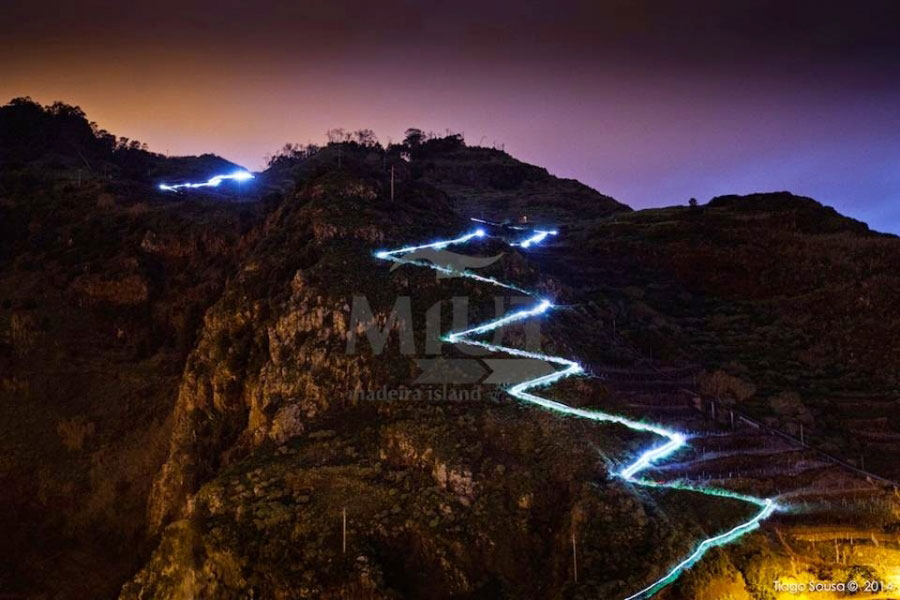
[0,97,241,185]
[0,99,261,597]
[541,197,900,479]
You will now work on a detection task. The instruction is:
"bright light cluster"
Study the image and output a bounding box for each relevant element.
[513,229,558,248]
[158,170,254,192]
[377,227,778,600]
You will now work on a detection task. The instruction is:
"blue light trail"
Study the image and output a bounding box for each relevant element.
[512,229,557,248]
[376,227,779,599]
[158,170,254,192]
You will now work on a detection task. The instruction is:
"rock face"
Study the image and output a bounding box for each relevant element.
[70,272,150,306]
[146,167,441,531]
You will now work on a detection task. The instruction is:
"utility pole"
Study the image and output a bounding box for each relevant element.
[342,507,347,554]
[390,165,395,201]
[572,533,578,583]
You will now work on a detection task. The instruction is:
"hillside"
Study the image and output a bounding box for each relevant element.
[1,101,899,600]
[538,194,900,479]
[0,100,261,596]
[410,135,628,224]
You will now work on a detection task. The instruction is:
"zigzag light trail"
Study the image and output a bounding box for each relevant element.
[374,227,778,599]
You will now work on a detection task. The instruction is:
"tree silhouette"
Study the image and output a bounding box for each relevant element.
[403,128,425,148]
[353,129,378,147]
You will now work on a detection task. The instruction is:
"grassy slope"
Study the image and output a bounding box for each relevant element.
[550,193,900,479]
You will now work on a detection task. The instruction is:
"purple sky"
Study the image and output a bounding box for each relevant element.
[3,0,899,232]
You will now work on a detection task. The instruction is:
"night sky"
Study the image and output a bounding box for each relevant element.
[3,0,899,232]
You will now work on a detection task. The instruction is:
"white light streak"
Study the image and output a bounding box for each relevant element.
[512,229,558,248]
[376,227,778,600]
[158,170,254,192]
